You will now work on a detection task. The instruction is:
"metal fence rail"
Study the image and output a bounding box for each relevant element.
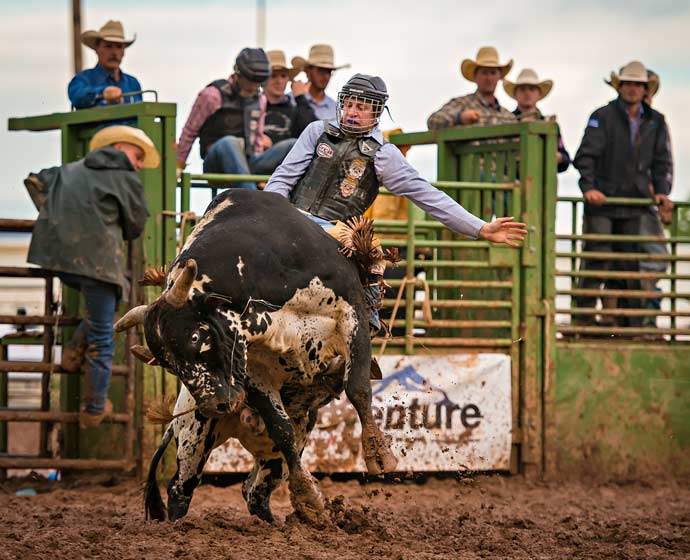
[555,196,690,341]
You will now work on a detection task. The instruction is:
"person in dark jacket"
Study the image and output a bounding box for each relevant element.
[262,50,317,145]
[503,68,570,173]
[26,126,158,428]
[573,61,673,327]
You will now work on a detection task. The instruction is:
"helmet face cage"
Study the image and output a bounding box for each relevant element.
[337,91,385,137]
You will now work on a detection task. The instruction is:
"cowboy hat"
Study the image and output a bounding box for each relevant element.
[461,46,513,82]
[89,126,160,169]
[503,68,553,100]
[81,20,135,51]
[266,50,302,80]
[646,69,660,98]
[606,60,658,92]
[291,44,350,71]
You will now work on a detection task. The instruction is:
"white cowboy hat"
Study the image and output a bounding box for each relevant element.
[266,50,302,80]
[461,46,513,82]
[291,44,350,71]
[81,20,136,51]
[503,68,553,100]
[89,126,160,169]
[606,60,658,92]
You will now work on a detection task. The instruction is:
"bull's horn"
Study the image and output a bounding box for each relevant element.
[114,305,148,332]
[165,259,197,308]
[130,344,158,365]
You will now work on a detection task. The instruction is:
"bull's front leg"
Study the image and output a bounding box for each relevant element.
[167,399,231,521]
[346,324,398,475]
[245,383,326,525]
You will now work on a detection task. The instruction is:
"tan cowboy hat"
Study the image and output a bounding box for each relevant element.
[461,46,513,82]
[291,44,350,71]
[266,50,302,80]
[89,126,160,169]
[503,68,553,100]
[606,60,658,92]
[81,20,136,51]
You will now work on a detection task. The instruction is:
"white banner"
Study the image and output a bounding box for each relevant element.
[206,353,512,473]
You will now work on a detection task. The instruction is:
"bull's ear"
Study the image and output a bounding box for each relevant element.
[130,344,159,365]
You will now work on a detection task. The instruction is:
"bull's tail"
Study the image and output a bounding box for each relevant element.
[144,422,175,521]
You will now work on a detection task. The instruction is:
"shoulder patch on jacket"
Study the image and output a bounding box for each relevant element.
[587,118,599,128]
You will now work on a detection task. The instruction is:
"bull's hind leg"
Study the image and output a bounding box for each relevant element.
[345,324,398,475]
[246,385,325,524]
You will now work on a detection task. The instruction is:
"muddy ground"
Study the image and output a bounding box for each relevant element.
[0,473,688,559]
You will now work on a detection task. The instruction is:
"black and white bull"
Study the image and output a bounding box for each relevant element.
[115,189,397,523]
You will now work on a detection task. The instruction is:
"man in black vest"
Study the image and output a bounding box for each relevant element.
[176,48,296,189]
[265,74,527,332]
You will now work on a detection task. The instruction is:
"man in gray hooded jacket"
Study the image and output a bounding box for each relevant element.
[26,126,158,428]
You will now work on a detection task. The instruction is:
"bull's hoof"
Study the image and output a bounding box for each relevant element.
[362,425,398,475]
[289,471,327,527]
[248,500,275,523]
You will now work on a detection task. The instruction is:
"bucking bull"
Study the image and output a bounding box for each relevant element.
[115,189,397,524]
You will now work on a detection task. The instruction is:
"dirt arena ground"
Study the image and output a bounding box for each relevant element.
[0,473,688,559]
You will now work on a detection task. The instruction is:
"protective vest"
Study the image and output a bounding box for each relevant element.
[290,124,382,221]
[198,79,261,158]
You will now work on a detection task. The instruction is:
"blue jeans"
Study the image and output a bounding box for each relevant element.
[203,135,297,189]
[58,273,118,414]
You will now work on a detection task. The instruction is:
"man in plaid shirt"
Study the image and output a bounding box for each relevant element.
[428,46,516,129]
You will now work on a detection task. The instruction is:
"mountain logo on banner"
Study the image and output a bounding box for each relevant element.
[373,365,454,407]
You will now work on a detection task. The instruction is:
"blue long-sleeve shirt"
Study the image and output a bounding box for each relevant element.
[68,64,142,109]
[264,120,487,239]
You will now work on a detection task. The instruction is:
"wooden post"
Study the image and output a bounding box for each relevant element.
[71,0,83,74]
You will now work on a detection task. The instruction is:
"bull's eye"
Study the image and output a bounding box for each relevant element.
[191,332,200,345]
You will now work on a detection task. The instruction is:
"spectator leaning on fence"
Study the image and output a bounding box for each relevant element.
[291,44,350,120]
[262,50,317,145]
[572,61,673,328]
[503,68,570,173]
[24,126,158,429]
[427,46,516,130]
[68,20,142,109]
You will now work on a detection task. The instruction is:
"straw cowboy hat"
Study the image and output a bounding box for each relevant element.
[606,60,658,92]
[461,46,513,82]
[291,44,350,71]
[81,20,136,50]
[503,68,553,100]
[89,126,160,168]
[266,50,302,80]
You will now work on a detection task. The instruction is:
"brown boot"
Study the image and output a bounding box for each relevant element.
[79,399,113,430]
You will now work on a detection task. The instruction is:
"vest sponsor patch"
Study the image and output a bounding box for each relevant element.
[360,140,376,154]
[347,158,366,179]
[340,176,358,197]
[316,143,334,159]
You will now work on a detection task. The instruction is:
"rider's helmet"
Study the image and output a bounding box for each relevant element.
[336,73,389,137]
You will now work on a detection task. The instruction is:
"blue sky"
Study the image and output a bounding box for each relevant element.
[1,0,689,219]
